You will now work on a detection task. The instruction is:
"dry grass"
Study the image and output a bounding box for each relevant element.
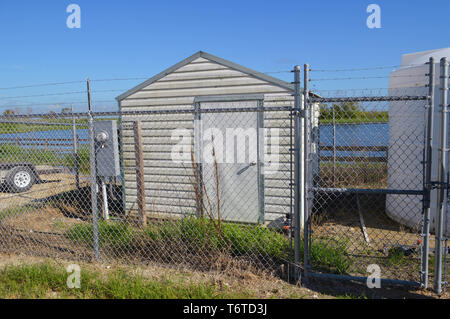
[0,253,327,299]
[0,253,447,299]
[318,162,387,189]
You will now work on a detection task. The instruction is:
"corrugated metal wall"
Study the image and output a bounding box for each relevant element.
[119,57,294,223]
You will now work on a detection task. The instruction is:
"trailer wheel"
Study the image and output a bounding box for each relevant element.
[6,166,35,193]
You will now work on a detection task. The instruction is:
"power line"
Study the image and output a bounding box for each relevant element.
[0,99,116,109]
[0,90,86,100]
[91,77,148,82]
[0,80,85,91]
[0,89,127,100]
[0,77,149,91]
[263,70,291,74]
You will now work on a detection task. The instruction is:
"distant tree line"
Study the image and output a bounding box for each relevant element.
[319,102,388,123]
[2,106,73,117]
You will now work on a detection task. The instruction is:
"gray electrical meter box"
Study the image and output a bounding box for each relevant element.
[94,120,121,177]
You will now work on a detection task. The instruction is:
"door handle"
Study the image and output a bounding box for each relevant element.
[237,162,257,175]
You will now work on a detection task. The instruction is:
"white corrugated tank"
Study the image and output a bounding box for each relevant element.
[387,48,450,236]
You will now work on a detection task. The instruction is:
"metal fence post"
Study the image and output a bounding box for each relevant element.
[293,65,303,281]
[193,102,204,217]
[71,104,80,190]
[332,106,336,186]
[434,57,448,294]
[303,64,311,282]
[133,120,147,227]
[87,78,100,261]
[421,57,435,289]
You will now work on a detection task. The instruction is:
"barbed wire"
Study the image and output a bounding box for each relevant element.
[0,99,116,109]
[0,80,86,91]
[0,61,431,91]
[311,65,401,72]
[311,85,427,92]
[263,71,291,74]
[310,62,428,72]
[0,77,149,91]
[310,74,427,82]
[0,90,86,100]
[91,77,149,82]
[0,89,128,100]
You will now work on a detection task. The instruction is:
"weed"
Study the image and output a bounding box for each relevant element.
[0,144,90,174]
[309,238,352,274]
[386,247,414,267]
[65,217,351,274]
[62,146,90,174]
[65,221,135,250]
[0,262,252,299]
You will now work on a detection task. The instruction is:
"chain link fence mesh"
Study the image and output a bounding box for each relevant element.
[0,106,297,280]
[305,77,431,283]
[1,63,448,292]
[0,113,94,261]
[114,105,295,272]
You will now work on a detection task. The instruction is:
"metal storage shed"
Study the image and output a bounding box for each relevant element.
[116,51,316,225]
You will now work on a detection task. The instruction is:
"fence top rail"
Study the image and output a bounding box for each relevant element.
[116,106,294,117]
[0,112,92,120]
[319,145,388,151]
[319,121,389,126]
[0,106,295,120]
[0,120,89,127]
[311,95,429,103]
[0,137,88,142]
[312,187,424,195]
[319,156,387,163]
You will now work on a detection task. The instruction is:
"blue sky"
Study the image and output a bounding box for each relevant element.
[0,0,449,113]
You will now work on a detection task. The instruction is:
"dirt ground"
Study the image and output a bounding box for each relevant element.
[0,253,447,299]
[0,173,88,210]
[0,204,94,262]
[0,178,447,299]
[1,204,85,235]
[310,193,443,282]
[0,207,447,299]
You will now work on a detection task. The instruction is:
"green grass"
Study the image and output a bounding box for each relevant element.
[319,114,388,124]
[0,262,252,299]
[0,144,90,173]
[384,247,419,269]
[144,217,291,261]
[0,204,40,221]
[0,117,120,134]
[319,102,388,124]
[0,119,89,134]
[386,248,407,266]
[61,146,90,174]
[0,144,61,165]
[65,220,135,250]
[309,238,352,274]
[65,217,352,274]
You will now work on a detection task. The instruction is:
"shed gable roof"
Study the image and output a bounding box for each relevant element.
[116,51,295,101]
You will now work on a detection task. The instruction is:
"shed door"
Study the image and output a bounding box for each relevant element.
[195,98,264,224]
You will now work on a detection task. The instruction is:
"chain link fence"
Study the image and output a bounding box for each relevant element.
[301,59,449,294]
[0,61,449,294]
[0,104,298,279]
[0,112,94,261]
[306,94,428,284]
